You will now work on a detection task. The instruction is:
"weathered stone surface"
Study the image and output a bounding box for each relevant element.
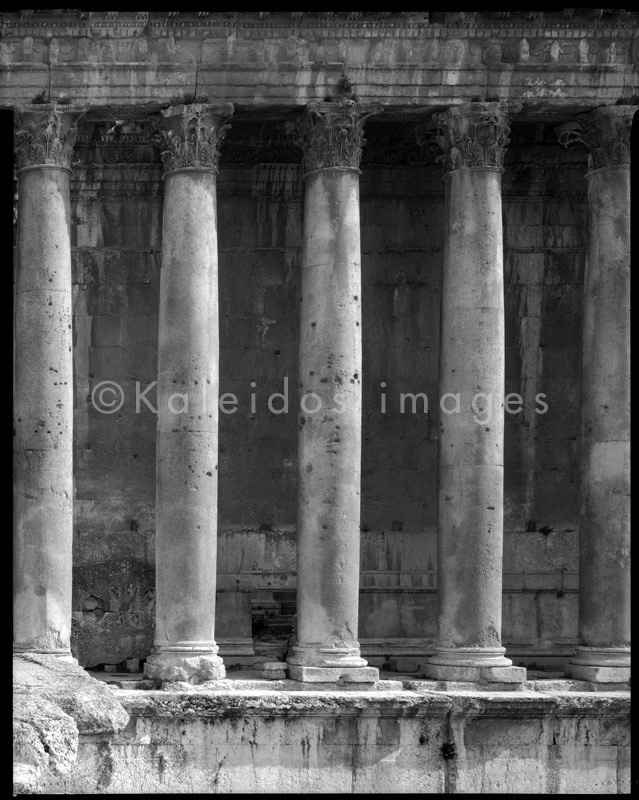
[37,684,629,794]
[288,665,380,683]
[1,12,636,107]
[13,696,78,778]
[145,652,226,684]
[14,653,130,735]
[13,653,129,794]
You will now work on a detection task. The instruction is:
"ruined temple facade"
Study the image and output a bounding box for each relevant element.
[9,11,633,687]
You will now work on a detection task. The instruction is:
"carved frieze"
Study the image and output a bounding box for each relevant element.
[159,103,234,174]
[433,101,522,172]
[71,558,155,667]
[556,105,635,170]
[293,98,383,174]
[14,103,90,171]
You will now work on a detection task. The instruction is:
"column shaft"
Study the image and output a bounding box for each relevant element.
[144,103,233,684]
[287,97,381,683]
[13,104,87,658]
[566,106,632,683]
[438,168,506,652]
[426,102,525,683]
[295,169,364,668]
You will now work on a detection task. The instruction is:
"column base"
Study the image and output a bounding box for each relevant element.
[287,642,368,669]
[287,642,378,682]
[144,647,226,684]
[568,647,630,683]
[424,647,526,683]
[424,664,526,682]
[288,665,380,683]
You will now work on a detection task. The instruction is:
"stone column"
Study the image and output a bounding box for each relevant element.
[558,106,632,683]
[286,97,381,683]
[13,103,88,658]
[425,102,525,683]
[144,103,233,684]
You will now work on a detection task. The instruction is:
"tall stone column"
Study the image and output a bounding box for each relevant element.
[144,103,233,684]
[286,97,382,683]
[425,102,525,683]
[558,106,632,683]
[13,103,88,658]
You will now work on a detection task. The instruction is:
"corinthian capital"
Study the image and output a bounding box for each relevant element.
[14,103,90,171]
[433,101,522,172]
[160,103,234,175]
[294,98,383,175]
[577,106,634,171]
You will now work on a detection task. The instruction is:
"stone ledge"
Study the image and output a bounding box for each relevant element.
[101,669,630,697]
[108,678,630,722]
[39,681,631,794]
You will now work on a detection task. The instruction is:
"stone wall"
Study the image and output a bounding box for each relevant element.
[66,116,587,668]
[40,686,630,793]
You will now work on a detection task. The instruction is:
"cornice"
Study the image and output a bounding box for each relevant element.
[1,10,637,37]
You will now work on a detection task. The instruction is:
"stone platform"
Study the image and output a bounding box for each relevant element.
[19,663,629,794]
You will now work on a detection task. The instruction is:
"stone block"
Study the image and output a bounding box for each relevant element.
[261,662,288,680]
[569,664,630,683]
[144,653,226,684]
[480,665,527,683]
[287,665,379,683]
[13,651,129,794]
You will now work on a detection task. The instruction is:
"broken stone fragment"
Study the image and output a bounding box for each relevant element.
[13,653,129,794]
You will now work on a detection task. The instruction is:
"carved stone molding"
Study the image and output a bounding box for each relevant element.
[293,98,383,175]
[433,101,522,172]
[557,105,635,171]
[159,102,234,175]
[14,103,90,171]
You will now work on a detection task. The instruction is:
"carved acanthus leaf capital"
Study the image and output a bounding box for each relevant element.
[576,105,634,170]
[14,103,90,171]
[293,98,383,175]
[433,101,522,172]
[160,102,234,175]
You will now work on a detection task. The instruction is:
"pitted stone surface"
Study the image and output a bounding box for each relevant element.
[145,653,226,684]
[13,654,129,795]
[14,653,130,734]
